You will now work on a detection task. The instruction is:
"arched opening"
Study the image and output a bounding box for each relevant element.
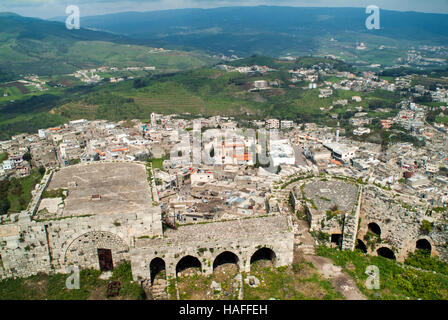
[377,247,396,260]
[331,234,343,248]
[64,231,129,270]
[368,222,381,237]
[355,239,367,253]
[416,239,432,254]
[149,257,166,285]
[176,255,202,277]
[213,251,239,274]
[250,247,276,270]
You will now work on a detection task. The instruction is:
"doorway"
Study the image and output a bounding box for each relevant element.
[98,248,113,271]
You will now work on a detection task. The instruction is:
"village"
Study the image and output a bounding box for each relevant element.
[1,60,448,300]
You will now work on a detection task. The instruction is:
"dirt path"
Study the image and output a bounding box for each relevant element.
[292,214,367,300]
[304,255,367,300]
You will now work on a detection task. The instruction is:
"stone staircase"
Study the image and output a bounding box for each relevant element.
[150,279,169,300]
[293,221,316,255]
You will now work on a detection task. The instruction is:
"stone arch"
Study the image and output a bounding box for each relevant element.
[416,239,432,254]
[149,257,166,285]
[212,251,240,272]
[368,222,381,237]
[64,231,129,270]
[176,255,202,277]
[377,247,396,260]
[355,239,367,253]
[250,247,276,269]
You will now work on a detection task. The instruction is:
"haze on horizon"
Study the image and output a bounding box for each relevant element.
[1,0,448,19]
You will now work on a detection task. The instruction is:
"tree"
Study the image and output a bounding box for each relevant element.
[38,166,46,176]
[133,78,147,89]
[22,152,32,162]
[0,198,10,215]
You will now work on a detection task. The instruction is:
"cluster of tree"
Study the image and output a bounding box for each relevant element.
[439,167,448,177]
[0,180,11,215]
[0,167,46,215]
[0,68,15,82]
[133,78,148,89]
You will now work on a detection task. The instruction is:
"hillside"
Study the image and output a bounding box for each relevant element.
[0,56,402,140]
[58,6,448,66]
[0,13,215,81]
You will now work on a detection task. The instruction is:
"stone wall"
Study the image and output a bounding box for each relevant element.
[357,186,448,262]
[64,231,129,269]
[0,206,163,278]
[130,215,294,282]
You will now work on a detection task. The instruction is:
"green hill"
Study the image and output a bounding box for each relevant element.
[0,13,215,81]
[0,56,403,140]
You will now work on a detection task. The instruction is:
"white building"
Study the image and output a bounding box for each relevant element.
[254,80,268,89]
[319,88,333,98]
[190,169,214,186]
[323,142,357,162]
[38,129,46,139]
[270,139,296,167]
[266,119,280,129]
[426,163,439,174]
[2,160,13,170]
[281,120,295,130]
[353,127,371,136]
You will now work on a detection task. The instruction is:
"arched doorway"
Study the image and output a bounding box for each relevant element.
[331,234,343,248]
[355,239,367,253]
[368,222,381,237]
[213,251,239,271]
[149,257,166,285]
[176,255,202,277]
[250,247,276,270]
[64,231,129,271]
[416,239,432,254]
[377,247,396,260]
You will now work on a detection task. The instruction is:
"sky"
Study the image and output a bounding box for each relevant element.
[1,0,448,19]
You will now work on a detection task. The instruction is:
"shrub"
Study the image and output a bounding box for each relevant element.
[420,220,433,235]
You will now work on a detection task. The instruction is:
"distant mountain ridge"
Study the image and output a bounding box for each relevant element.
[52,6,448,57]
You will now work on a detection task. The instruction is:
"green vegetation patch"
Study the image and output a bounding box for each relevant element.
[0,168,44,215]
[317,245,448,300]
[0,262,143,300]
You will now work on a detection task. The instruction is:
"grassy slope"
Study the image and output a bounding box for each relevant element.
[317,246,448,300]
[0,13,216,80]
[0,262,143,300]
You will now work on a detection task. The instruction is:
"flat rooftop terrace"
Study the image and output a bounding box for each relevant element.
[47,162,153,217]
[302,179,358,213]
[135,215,290,248]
